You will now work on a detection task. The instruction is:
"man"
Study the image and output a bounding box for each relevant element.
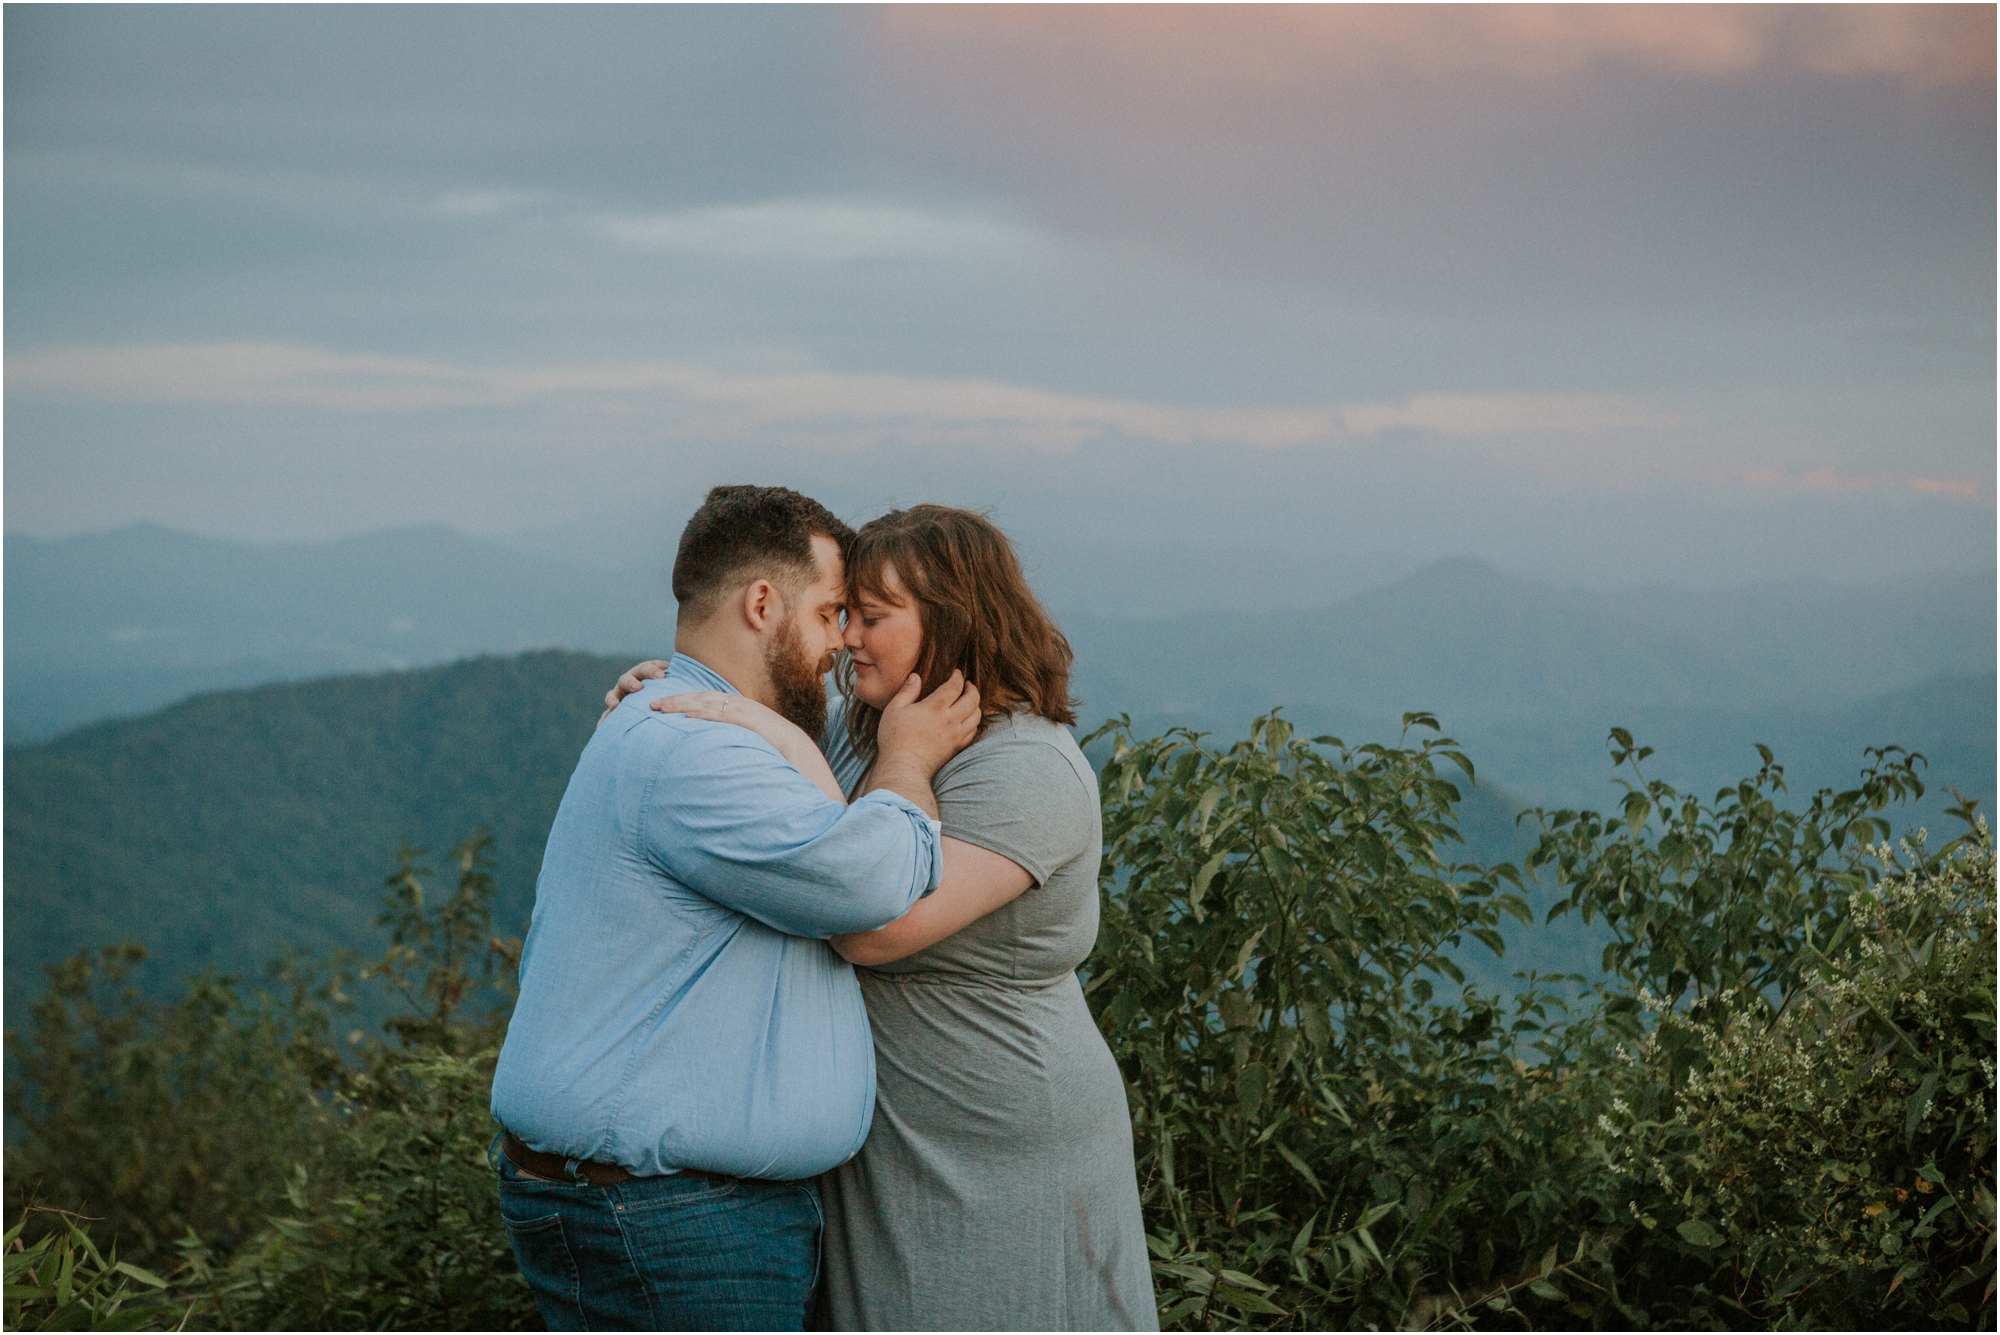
[490,485,979,1331]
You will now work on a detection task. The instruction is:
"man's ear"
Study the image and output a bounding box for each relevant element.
[739,578,780,634]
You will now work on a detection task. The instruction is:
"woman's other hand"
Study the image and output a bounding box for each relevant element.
[650,691,789,736]
[875,671,980,777]
[600,659,671,723]
[652,692,846,804]
[862,672,979,820]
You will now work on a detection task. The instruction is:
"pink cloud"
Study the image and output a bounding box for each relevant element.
[853,5,1991,314]
[871,5,1994,99]
[1909,476,1982,499]
[4,341,1660,454]
[1798,467,1878,494]
[1730,469,1989,505]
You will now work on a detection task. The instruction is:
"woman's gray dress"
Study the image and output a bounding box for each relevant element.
[818,709,1157,1331]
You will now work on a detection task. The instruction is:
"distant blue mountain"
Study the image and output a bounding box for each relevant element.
[1065,557,1994,816]
[10,526,1991,754]
[5,524,675,742]
[9,523,1991,821]
[5,530,1989,1021]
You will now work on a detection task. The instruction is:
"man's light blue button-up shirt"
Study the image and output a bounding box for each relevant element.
[491,655,942,1180]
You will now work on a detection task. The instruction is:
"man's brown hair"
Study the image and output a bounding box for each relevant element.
[672,485,855,625]
[839,505,1077,755]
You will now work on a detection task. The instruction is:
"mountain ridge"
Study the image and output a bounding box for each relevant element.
[7,649,1988,1029]
[10,522,1991,745]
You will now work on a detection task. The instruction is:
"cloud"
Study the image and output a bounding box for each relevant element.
[23,343,1984,508]
[433,189,547,218]
[1910,476,1984,500]
[1798,467,1878,494]
[583,199,1042,262]
[872,5,1994,94]
[852,4,1994,323]
[17,149,1034,273]
[6,341,1659,452]
[6,343,498,413]
[1339,394,1657,436]
[1738,465,1989,506]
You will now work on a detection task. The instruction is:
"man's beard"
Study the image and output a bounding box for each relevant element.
[765,617,831,738]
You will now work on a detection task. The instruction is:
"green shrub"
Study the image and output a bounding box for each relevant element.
[3,1210,190,1332]
[185,834,533,1331]
[3,944,343,1268]
[1086,713,1626,1329]
[1607,835,1995,1329]
[4,834,532,1331]
[1524,731,1929,1020]
[1087,712,1993,1331]
[198,1049,536,1331]
[8,719,1992,1331]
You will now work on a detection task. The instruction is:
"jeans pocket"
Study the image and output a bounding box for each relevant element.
[503,1212,587,1332]
[798,1181,825,1296]
[622,1174,741,1211]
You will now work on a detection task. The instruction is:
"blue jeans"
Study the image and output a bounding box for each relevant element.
[493,1137,823,1331]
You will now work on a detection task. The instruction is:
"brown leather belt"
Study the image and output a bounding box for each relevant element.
[501,1131,735,1187]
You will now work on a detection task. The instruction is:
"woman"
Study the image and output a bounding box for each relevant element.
[607,505,1156,1331]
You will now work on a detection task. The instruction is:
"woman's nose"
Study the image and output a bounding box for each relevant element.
[842,619,864,650]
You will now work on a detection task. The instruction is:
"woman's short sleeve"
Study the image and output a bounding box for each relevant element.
[933,730,1098,886]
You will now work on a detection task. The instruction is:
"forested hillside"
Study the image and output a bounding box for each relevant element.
[4,652,632,1022]
[3,650,1547,1021]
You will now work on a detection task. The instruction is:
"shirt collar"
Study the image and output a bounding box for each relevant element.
[664,654,739,696]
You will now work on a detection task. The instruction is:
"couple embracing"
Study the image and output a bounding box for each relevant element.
[490,486,1156,1332]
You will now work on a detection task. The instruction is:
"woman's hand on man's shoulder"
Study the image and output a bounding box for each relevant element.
[600,659,672,723]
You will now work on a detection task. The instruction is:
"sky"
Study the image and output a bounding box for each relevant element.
[5,4,1994,595]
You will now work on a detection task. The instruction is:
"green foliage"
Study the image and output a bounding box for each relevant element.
[1605,836,1996,1328]
[197,1049,535,1331]
[186,833,536,1331]
[1527,732,1928,1016]
[1088,712,1628,1329]
[3,944,343,1267]
[364,836,519,1054]
[5,835,533,1331]
[4,1211,189,1332]
[7,706,1993,1332]
[1088,712,1995,1331]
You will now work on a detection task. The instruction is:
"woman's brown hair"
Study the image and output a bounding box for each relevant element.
[839,505,1077,756]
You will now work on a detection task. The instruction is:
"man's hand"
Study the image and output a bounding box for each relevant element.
[865,671,980,819]
[600,659,671,723]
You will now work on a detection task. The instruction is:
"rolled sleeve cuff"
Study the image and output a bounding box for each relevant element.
[850,789,944,896]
